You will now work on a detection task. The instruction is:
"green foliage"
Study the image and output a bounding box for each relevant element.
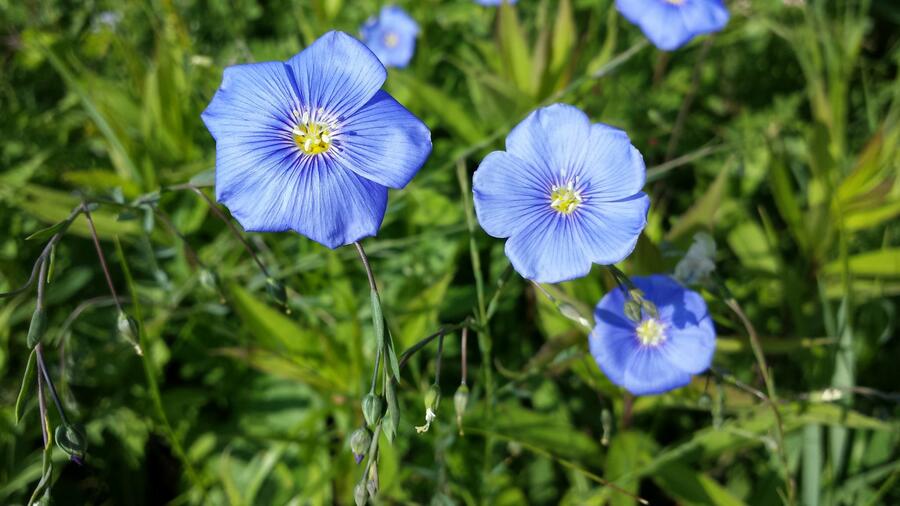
[0,0,898,505]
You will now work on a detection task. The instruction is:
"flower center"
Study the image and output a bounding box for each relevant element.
[293,121,332,155]
[550,181,582,215]
[384,32,399,48]
[636,318,666,346]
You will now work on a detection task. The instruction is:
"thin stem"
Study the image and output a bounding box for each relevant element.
[461,327,468,386]
[485,264,514,321]
[1,206,81,299]
[725,297,796,505]
[82,203,124,313]
[35,346,69,426]
[171,184,270,277]
[434,332,445,384]
[399,321,471,369]
[37,368,49,448]
[353,241,378,295]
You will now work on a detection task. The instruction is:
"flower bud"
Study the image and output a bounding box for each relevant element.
[558,302,591,329]
[54,423,87,460]
[199,269,219,292]
[623,300,642,323]
[117,311,143,356]
[453,384,469,435]
[362,393,383,428]
[640,299,659,319]
[366,464,379,497]
[354,481,368,506]
[350,427,371,464]
[26,308,47,349]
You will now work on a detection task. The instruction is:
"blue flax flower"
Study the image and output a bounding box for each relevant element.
[201,31,432,249]
[472,104,649,283]
[589,275,716,395]
[616,0,729,51]
[361,6,419,68]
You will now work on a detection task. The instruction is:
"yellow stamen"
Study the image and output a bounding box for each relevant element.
[550,181,582,215]
[636,318,666,346]
[384,32,399,48]
[293,121,332,155]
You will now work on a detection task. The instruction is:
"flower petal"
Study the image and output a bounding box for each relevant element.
[201,62,299,143]
[505,103,592,180]
[214,139,387,248]
[473,151,554,238]
[504,212,593,283]
[582,124,646,200]
[334,90,432,189]
[680,0,729,35]
[624,346,693,395]
[616,0,693,51]
[590,288,639,388]
[287,31,387,119]
[575,193,650,265]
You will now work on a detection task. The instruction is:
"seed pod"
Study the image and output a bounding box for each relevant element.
[424,384,441,411]
[26,308,47,349]
[354,481,368,506]
[55,424,88,460]
[454,384,469,435]
[362,393,383,428]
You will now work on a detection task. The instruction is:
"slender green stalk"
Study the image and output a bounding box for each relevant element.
[725,297,796,505]
[113,236,203,491]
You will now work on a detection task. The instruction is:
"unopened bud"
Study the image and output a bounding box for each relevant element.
[55,423,87,460]
[349,428,371,464]
[454,384,469,435]
[640,299,659,319]
[623,300,642,323]
[26,308,47,349]
[117,311,143,355]
[354,481,368,506]
[265,277,288,310]
[366,464,379,497]
[558,302,591,329]
[362,393,383,428]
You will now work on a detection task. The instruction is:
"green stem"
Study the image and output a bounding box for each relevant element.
[113,236,203,491]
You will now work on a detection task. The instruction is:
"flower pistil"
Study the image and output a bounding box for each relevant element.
[550,181,582,215]
[636,317,666,346]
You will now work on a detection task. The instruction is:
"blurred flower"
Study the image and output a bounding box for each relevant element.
[615,0,729,51]
[361,6,419,68]
[589,275,716,395]
[475,0,517,5]
[674,231,716,284]
[93,11,122,31]
[472,104,649,283]
[202,31,432,248]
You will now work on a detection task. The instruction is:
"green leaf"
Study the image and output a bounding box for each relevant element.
[824,248,900,278]
[497,1,533,95]
[727,221,779,274]
[845,199,900,231]
[653,463,747,506]
[389,71,486,144]
[605,431,657,506]
[548,0,574,81]
[15,349,37,424]
[666,166,729,241]
[802,424,822,506]
[371,289,385,351]
[25,219,71,242]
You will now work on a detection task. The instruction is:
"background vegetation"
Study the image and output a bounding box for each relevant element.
[1,0,898,504]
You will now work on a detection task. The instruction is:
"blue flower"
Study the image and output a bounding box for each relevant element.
[475,0,517,5]
[360,6,419,68]
[472,104,649,283]
[589,275,716,396]
[616,0,729,51]
[201,31,432,249]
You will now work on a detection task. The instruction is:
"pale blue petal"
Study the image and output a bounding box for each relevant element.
[505,104,592,181]
[582,124,647,200]
[616,0,729,51]
[334,90,431,189]
[680,0,729,35]
[473,151,553,238]
[624,346,693,395]
[590,287,639,387]
[575,193,650,265]
[214,140,387,248]
[504,212,593,283]
[201,62,299,143]
[287,31,387,118]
